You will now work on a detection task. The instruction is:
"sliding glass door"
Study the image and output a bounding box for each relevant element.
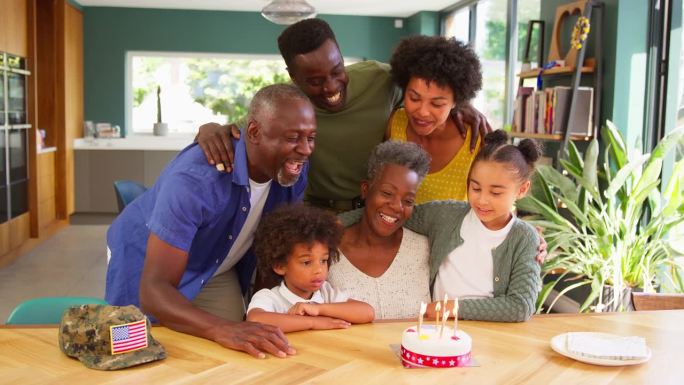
[441,0,540,130]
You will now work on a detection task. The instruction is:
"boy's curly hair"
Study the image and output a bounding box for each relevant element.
[390,35,482,105]
[254,204,343,282]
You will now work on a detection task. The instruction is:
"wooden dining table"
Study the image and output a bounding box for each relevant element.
[1,310,683,384]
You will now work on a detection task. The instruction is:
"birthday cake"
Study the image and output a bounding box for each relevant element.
[400,324,472,368]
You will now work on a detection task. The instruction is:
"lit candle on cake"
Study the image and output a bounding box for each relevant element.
[439,310,450,338]
[418,302,426,335]
[434,302,441,328]
[453,297,459,335]
[443,293,448,313]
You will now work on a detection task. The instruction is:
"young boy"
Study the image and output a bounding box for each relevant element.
[247,204,375,332]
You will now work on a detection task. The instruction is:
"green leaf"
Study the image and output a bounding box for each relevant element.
[662,159,684,217]
[650,125,684,159]
[567,140,584,171]
[583,139,599,190]
[577,187,587,213]
[633,158,664,202]
[605,153,649,198]
[631,180,662,211]
[538,166,578,201]
[603,121,628,169]
[536,276,564,314]
[528,168,556,209]
[556,196,589,226]
[521,197,579,231]
[546,279,592,313]
[580,278,604,312]
[515,197,544,215]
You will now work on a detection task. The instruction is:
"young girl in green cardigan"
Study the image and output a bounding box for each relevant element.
[412,130,542,322]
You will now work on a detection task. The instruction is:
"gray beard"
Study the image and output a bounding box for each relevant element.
[277,168,298,187]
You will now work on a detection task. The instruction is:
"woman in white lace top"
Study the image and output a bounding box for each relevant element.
[328,141,432,319]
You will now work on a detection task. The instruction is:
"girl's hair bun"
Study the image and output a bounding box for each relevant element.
[517,138,543,164]
[483,129,509,147]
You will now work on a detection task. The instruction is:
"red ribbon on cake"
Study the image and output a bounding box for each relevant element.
[400,345,472,368]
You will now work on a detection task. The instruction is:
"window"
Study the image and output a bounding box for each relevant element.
[443,6,470,43]
[442,0,541,130]
[126,52,290,134]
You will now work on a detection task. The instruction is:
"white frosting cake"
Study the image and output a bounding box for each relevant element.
[400,324,472,368]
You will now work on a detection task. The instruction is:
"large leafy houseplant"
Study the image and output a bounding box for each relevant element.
[517,121,684,312]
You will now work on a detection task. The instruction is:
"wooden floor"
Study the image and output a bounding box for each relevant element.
[0,223,108,323]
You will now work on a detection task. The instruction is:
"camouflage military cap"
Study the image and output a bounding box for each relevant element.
[58,304,166,370]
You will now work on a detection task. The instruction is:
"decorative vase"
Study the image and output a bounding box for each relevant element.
[153,122,168,136]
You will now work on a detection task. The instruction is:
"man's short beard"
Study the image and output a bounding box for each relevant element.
[277,168,298,187]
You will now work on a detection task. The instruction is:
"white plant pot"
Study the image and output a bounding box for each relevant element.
[153,122,168,136]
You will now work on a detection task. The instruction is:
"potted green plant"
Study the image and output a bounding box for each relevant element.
[517,121,684,313]
[153,85,168,136]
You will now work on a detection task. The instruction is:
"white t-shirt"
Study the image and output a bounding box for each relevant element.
[213,178,272,277]
[433,209,515,300]
[247,281,349,314]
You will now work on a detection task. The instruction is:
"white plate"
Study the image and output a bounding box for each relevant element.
[550,332,651,366]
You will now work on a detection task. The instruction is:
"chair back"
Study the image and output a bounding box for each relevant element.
[632,292,684,311]
[113,180,147,213]
[6,296,109,325]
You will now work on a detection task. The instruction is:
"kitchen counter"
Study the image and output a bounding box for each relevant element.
[74,133,196,213]
[73,133,195,151]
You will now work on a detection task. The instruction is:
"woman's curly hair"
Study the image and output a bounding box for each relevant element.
[390,35,482,105]
[254,203,343,282]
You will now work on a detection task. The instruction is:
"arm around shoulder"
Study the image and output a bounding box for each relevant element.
[404,200,469,235]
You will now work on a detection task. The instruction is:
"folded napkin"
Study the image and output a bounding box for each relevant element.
[566,332,648,360]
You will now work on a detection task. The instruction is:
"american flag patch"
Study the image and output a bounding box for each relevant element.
[109,319,148,355]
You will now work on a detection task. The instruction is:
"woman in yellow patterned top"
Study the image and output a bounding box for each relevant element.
[388,36,483,203]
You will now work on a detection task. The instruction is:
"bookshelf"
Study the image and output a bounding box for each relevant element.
[512,0,604,168]
[508,131,592,141]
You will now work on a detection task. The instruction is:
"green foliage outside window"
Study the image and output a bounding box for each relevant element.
[483,20,541,62]
[185,59,289,123]
[131,56,289,125]
[132,57,163,107]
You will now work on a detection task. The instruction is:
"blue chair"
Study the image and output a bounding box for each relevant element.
[6,296,109,325]
[113,180,147,213]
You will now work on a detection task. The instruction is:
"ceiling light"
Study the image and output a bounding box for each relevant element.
[261,0,316,25]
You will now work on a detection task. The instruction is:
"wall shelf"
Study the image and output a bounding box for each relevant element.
[508,131,593,141]
[518,65,594,79]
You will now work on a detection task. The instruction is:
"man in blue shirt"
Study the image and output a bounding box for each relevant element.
[105,84,315,359]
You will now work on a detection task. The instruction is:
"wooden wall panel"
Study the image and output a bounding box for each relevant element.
[37,152,56,194]
[63,2,82,217]
[37,152,56,228]
[0,0,28,56]
[0,222,9,257]
[27,0,39,237]
[9,213,30,250]
[38,194,56,228]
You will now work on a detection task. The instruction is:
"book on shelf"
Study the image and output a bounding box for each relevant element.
[551,86,594,137]
[512,86,594,137]
[513,86,534,133]
[534,90,546,134]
